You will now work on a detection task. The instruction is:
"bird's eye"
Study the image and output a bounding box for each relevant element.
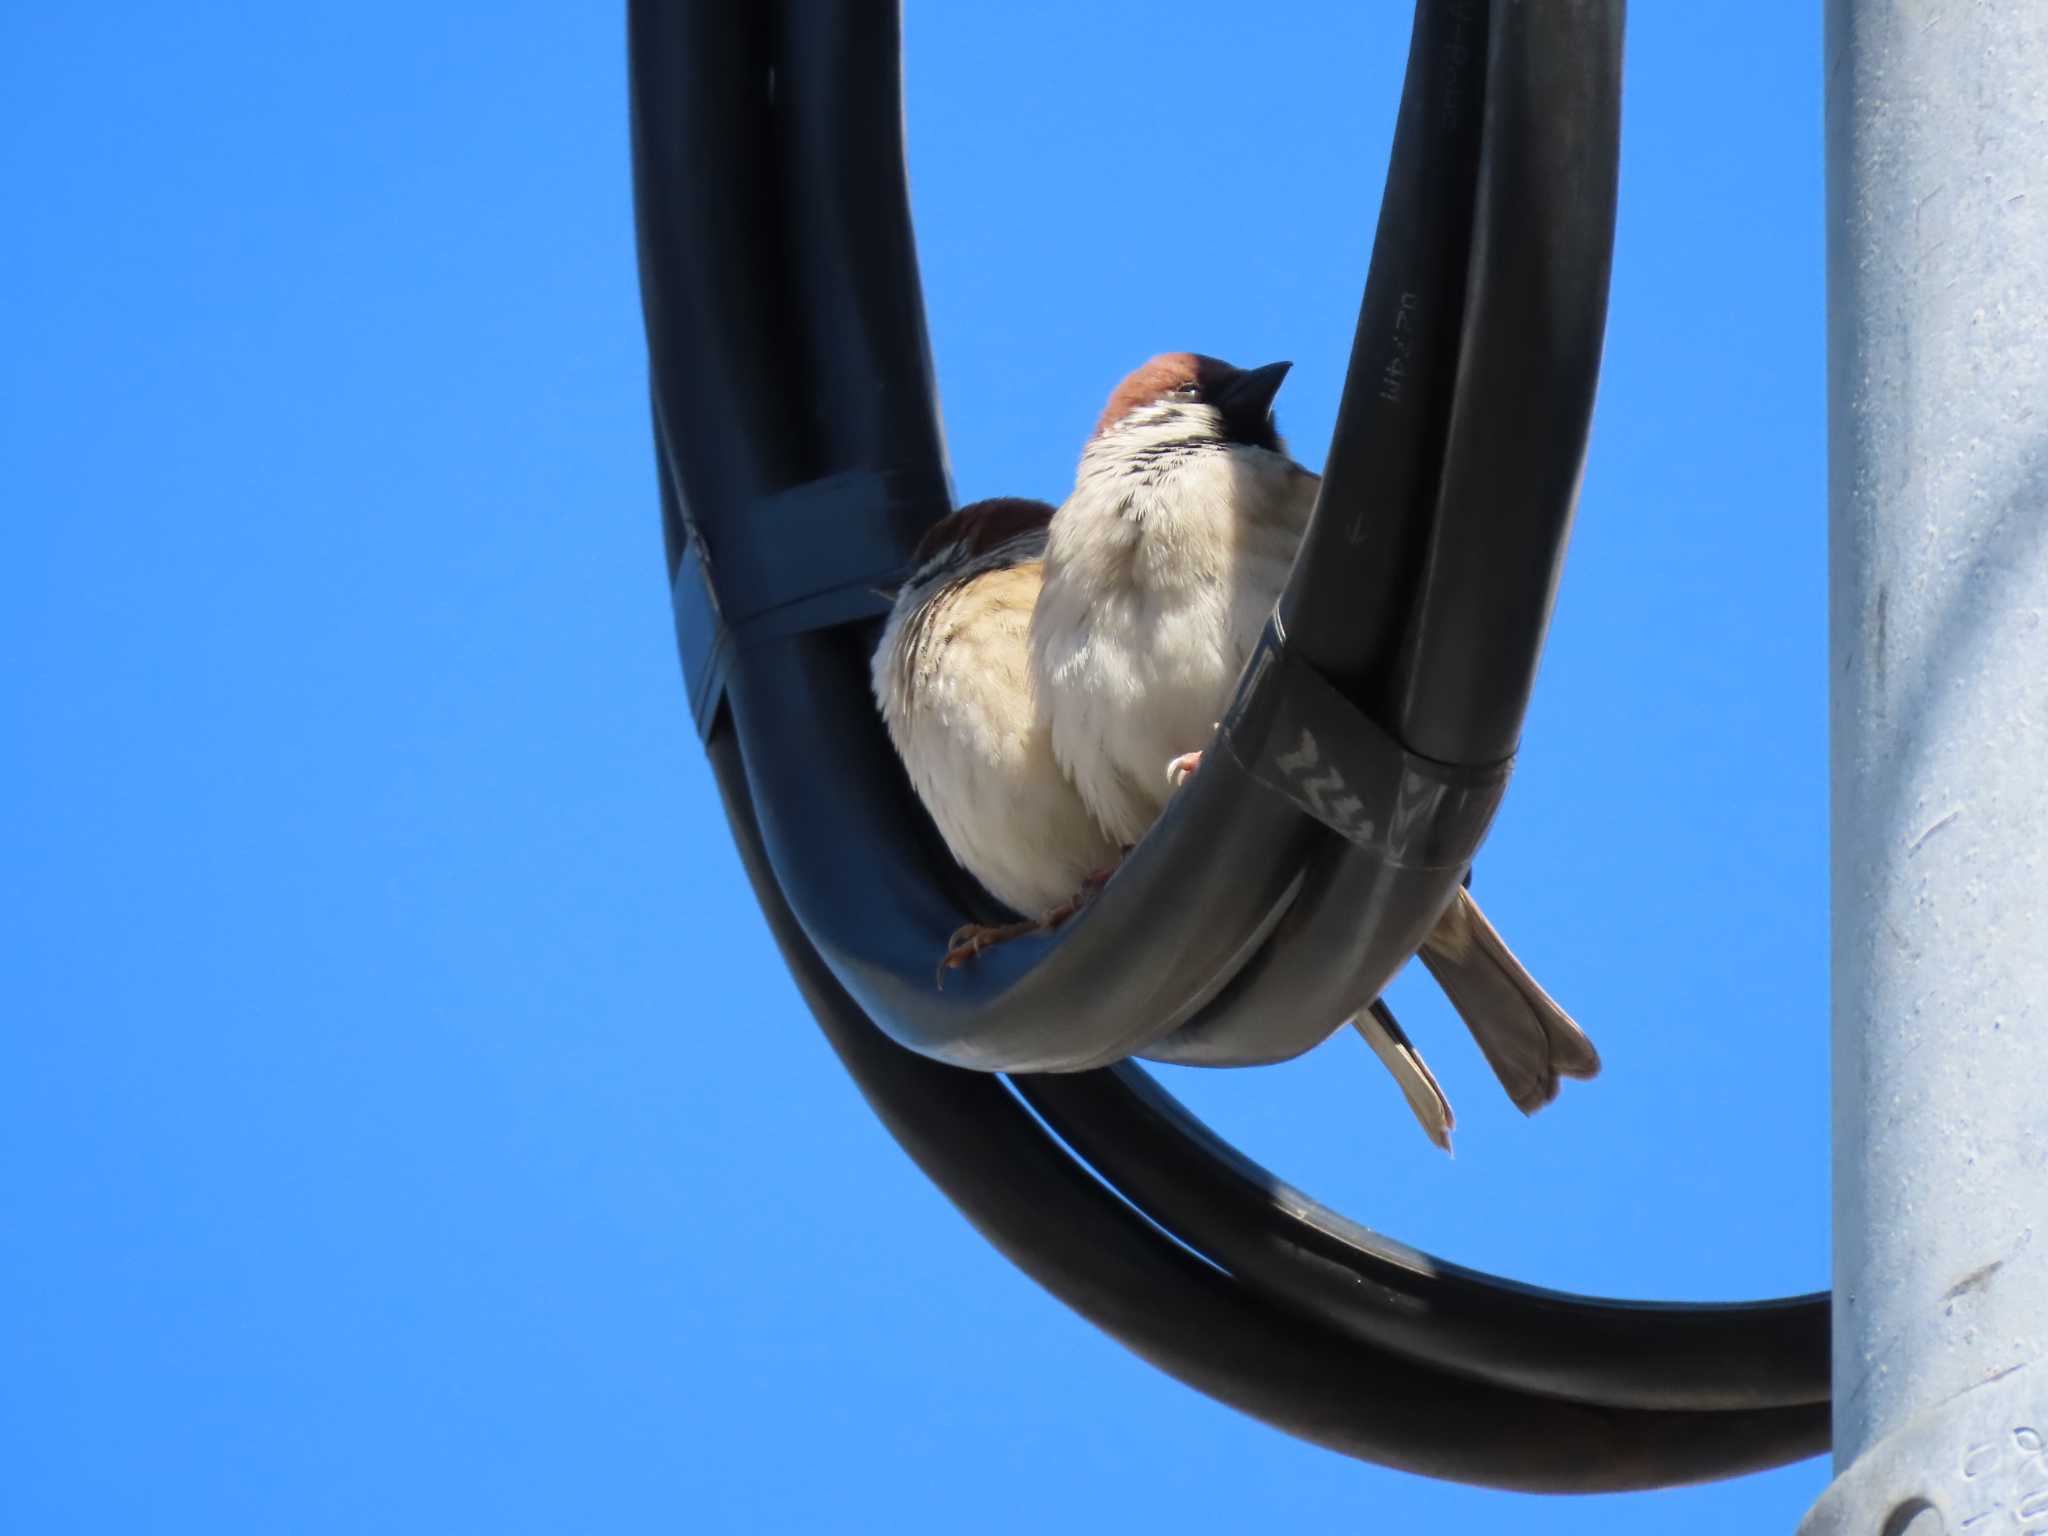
[1172,381,1200,399]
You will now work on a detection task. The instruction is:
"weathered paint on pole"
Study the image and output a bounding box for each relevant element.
[1802,4,2048,1532]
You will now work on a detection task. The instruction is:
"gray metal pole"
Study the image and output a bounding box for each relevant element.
[1801,5,2048,1533]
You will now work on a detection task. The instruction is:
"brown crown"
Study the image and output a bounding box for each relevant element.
[908,496,1055,568]
[1094,352,1239,436]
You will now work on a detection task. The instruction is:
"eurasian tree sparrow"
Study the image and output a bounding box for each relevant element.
[1032,352,1601,1117]
[872,498,1122,968]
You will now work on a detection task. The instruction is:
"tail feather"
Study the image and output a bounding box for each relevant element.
[1417,886,1600,1115]
[1350,997,1456,1153]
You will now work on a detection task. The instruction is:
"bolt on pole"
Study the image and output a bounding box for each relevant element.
[1801,4,2048,1533]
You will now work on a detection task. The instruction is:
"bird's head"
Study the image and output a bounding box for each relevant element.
[1089,352,1292,459]
[874,496,1055,721]
[897,496,1054,604]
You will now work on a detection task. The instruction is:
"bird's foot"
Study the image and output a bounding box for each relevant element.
[937,918,1045,986]
[934,864,1122,986]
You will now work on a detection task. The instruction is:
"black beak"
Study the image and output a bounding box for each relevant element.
[1211,360,1292,445]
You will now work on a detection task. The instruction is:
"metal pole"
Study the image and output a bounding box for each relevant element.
[1803,5,2048,1532]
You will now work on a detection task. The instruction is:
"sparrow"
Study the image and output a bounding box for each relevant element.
[1032,352,1601,1118]
[877,498,1456,1147]
[872,498,1122,971]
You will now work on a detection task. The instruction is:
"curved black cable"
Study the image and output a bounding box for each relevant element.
[637,0,1496,1075]
[632,0,1833,1487]
[707,726,1828,1490]
[1012,1066,1828,1412]
[1149,0,1625,1063]
[1132,0,1504,1068]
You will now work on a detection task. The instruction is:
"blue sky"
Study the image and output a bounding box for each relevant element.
[4,5,1830,1531]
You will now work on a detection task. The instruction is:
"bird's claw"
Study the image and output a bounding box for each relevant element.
[1164,727,1219,791]
[934,864,1122,986]
[937,919,1041,986]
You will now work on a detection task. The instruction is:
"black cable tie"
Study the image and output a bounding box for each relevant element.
[669,467,940,739]
[1220,616,1508,872]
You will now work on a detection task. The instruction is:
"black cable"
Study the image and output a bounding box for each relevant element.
[635,0,1494,1075]
[633,0,1833,1486]
[1012,1065,1828,1412]
[707,727,1829,1490]
[1387,0,1626,765]
[1150,0,1626,1063]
